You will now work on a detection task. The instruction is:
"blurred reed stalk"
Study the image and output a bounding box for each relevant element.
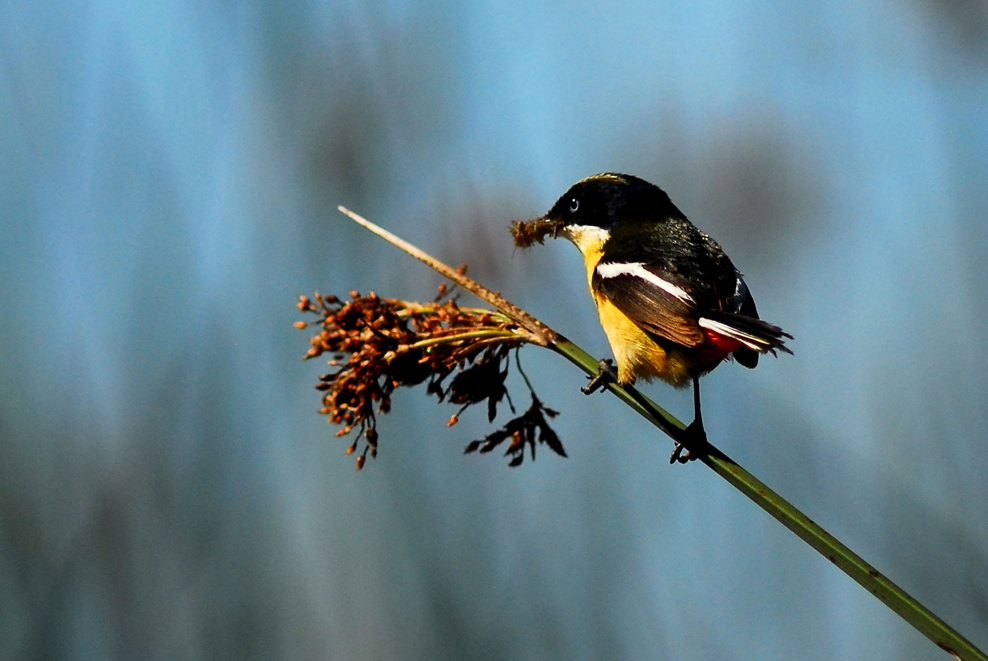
[324,205,985,661]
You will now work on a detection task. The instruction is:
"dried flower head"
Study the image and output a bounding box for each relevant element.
[297,286,565,469]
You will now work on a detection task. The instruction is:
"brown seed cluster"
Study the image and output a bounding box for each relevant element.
[297,287,565,469]
[509,217,564,247]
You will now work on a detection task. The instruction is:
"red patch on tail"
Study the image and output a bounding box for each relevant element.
[703,328,743,356]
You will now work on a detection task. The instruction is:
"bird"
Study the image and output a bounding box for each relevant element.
[537,173,792,462]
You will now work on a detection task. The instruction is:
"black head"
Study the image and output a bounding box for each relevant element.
[544,173,684,229]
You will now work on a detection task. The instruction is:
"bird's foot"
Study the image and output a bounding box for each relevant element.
[669,420,709,464]
[582,359,619,395]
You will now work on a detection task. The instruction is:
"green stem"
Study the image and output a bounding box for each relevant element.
[551,338,985,661]
[339,205,987,661]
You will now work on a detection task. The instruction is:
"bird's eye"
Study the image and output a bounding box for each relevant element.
[569,198,579,213]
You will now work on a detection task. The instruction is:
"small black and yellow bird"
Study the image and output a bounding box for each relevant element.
[538,173,792,462]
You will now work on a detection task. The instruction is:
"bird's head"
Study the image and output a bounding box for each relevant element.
[509,173,683,252]
[540,173,681,255]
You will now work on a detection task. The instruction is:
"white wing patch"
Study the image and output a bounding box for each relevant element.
[697,317,768,351]
[595,261,695,304]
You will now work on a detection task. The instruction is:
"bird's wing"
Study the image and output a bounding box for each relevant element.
[731,275,760,367]
[592,260,705,347]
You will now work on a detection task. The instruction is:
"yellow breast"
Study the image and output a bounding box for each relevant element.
[563,225,693,387]
[592,293,693,387]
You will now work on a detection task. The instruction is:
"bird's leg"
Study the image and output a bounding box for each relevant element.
[670,375,709,464]
[582,358,619,395]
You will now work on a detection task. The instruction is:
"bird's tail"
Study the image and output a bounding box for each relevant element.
[698,310,793,369]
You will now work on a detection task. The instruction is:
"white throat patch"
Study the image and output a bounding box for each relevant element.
[562,224,611,255]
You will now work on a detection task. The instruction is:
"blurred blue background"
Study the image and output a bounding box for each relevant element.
[2,1,988,659]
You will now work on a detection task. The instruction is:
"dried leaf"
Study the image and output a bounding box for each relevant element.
[464,393,567,467]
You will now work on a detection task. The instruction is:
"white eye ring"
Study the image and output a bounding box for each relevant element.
[569,198,579,213]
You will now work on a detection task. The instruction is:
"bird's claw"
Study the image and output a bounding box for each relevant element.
[669,420,708,464]
[582,359,619,395]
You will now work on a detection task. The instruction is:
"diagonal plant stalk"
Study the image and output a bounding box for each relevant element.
[338,205,986,661]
